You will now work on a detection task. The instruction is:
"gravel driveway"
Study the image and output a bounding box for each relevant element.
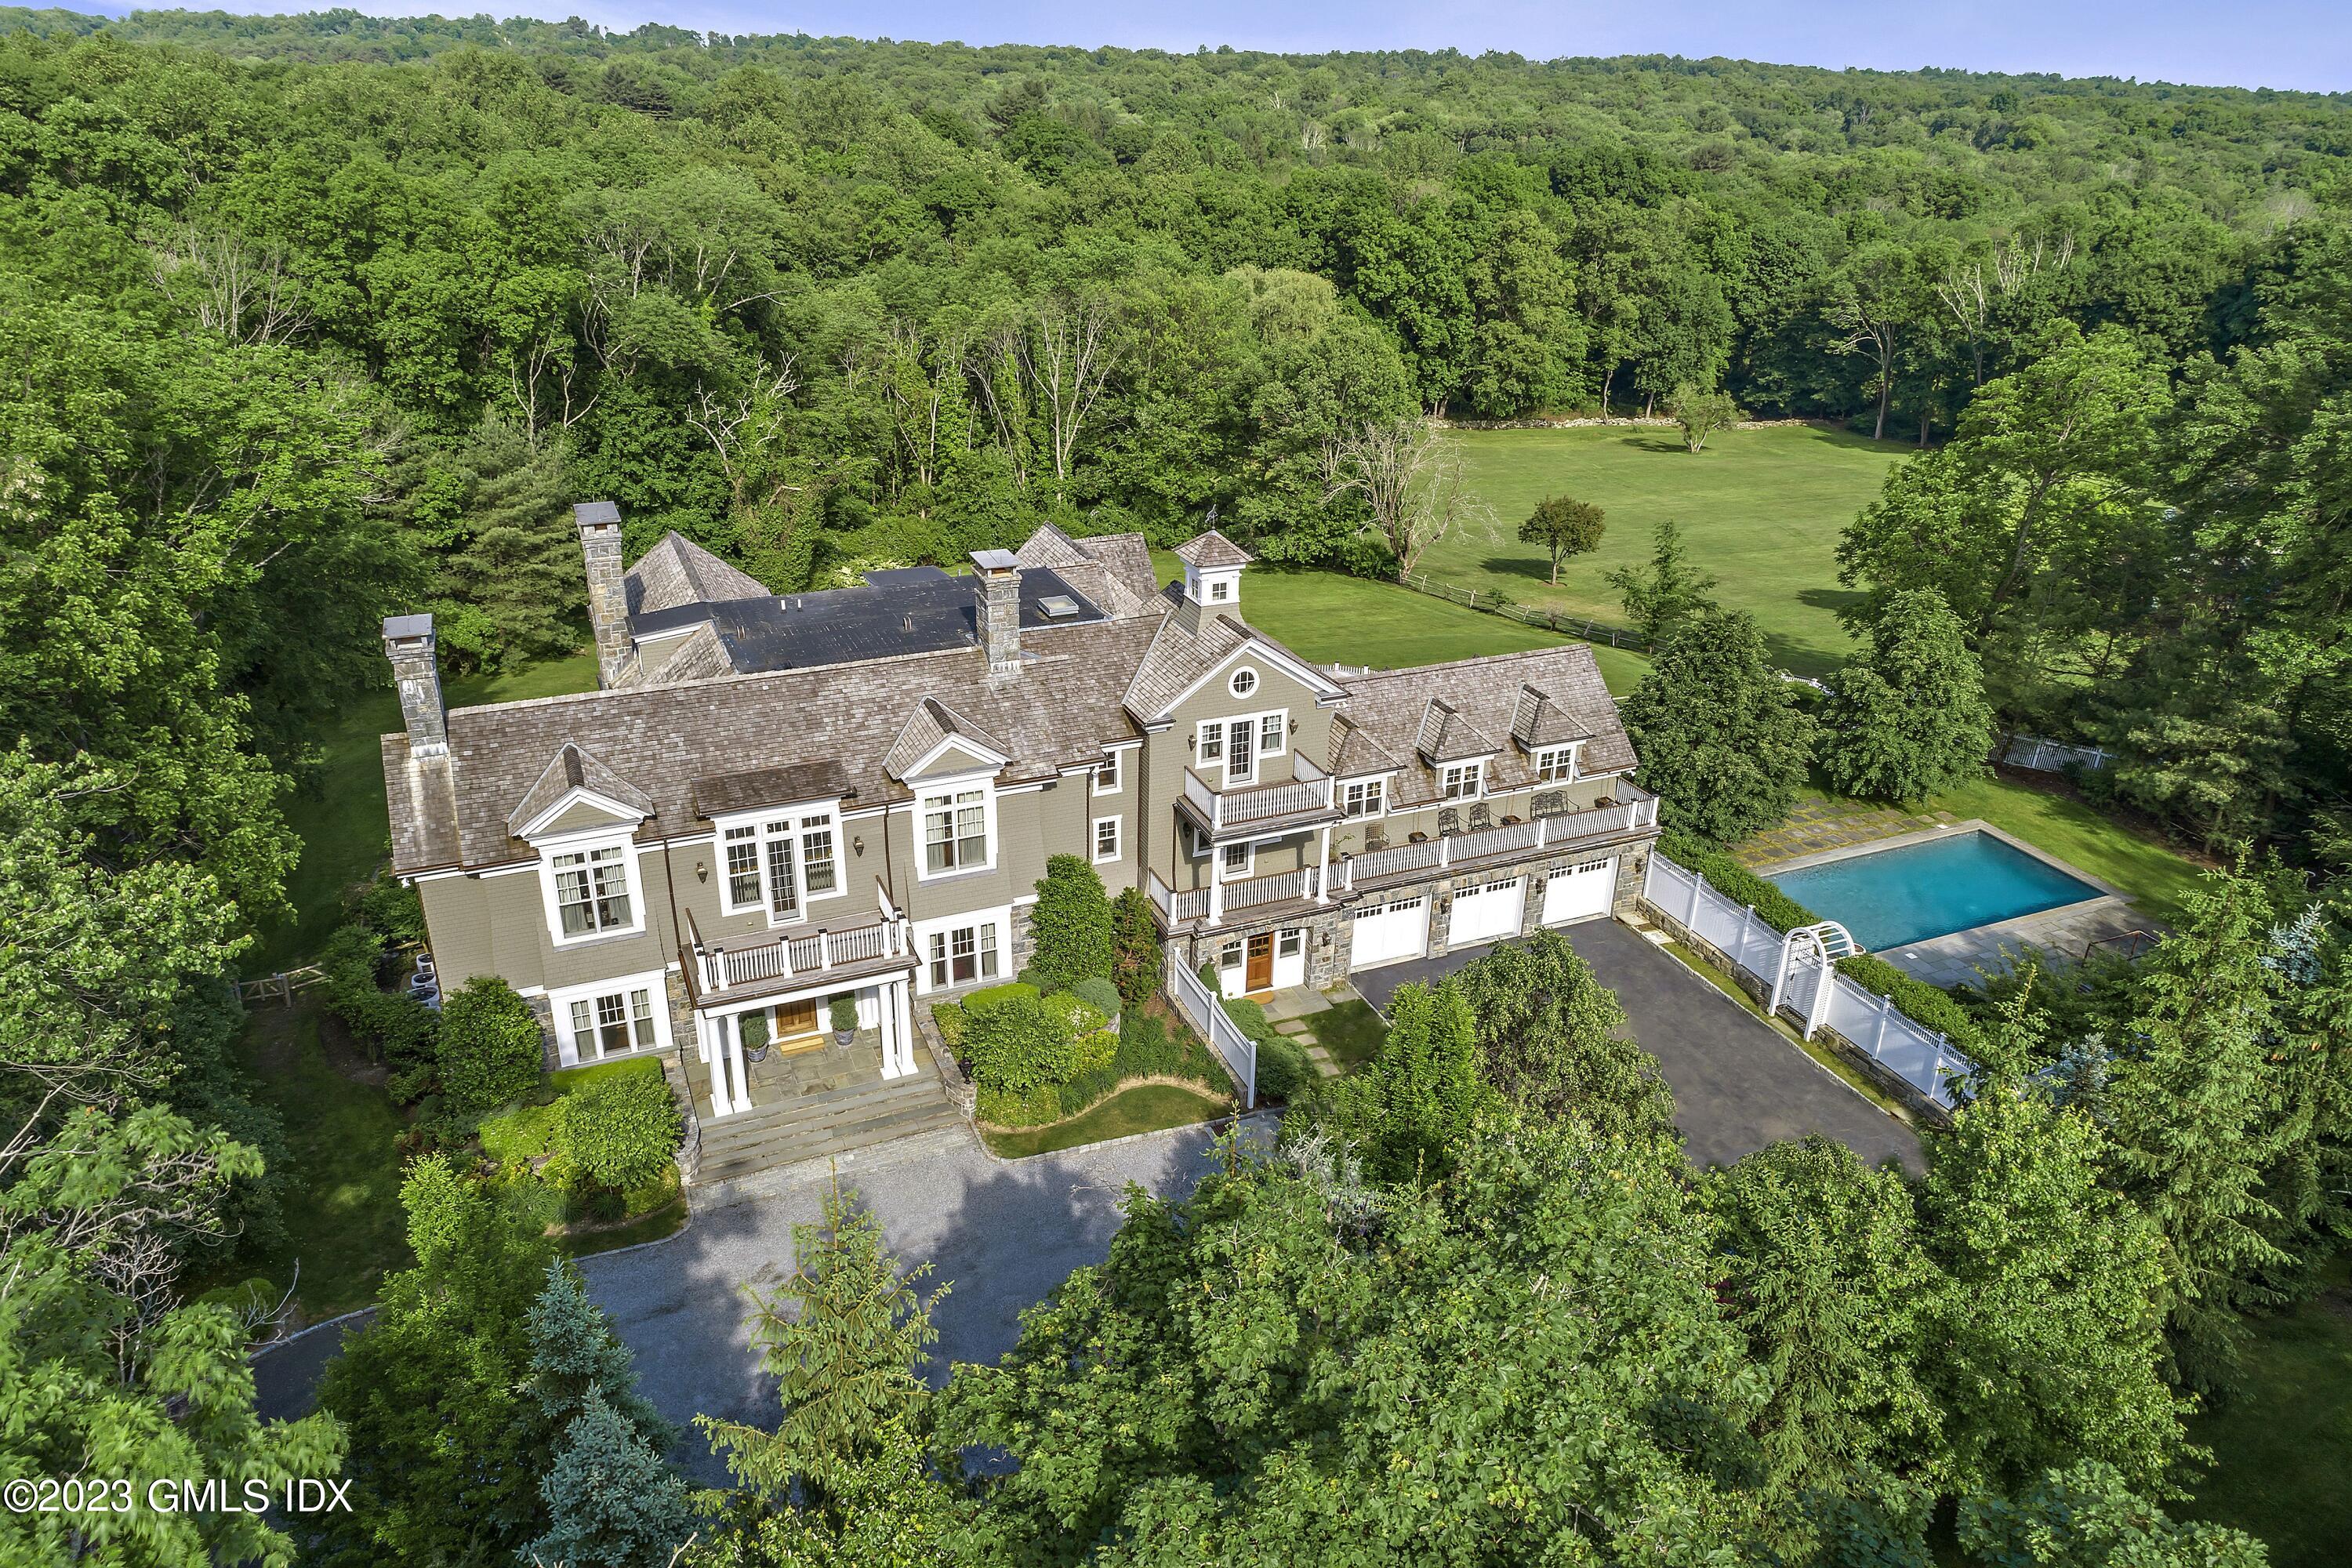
[254,1117,1260,1482]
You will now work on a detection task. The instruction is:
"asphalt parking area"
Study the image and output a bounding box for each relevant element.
[1348,919,1923,1173]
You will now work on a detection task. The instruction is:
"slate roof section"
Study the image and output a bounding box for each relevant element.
[505,743,655,838]
[1174,529,1253,570]
[387,617,1162,873]
[1336,644,1635,808]
[626,532,773,620]
[883,696,1011,781]
[692,759,858,820]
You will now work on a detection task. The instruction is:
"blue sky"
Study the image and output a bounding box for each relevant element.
[52,0,2352,93]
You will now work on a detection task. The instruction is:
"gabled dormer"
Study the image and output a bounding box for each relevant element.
[886,698,1012,881]
[1414,699,1501,802]
[1510,682,1595,785]
[508,743,656,946]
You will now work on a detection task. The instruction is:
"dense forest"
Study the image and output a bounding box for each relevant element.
[2,16,2350,1566]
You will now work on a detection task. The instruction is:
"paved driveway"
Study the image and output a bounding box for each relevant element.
[253,1119,1258,1482]
[1348,919,1922,1174]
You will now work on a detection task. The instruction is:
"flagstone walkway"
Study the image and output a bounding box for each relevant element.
[1734,795,1960,869]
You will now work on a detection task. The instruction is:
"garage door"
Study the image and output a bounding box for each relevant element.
[1448,877,1526,947]
[1541,857,1618,926]
[1349,896,1429,971]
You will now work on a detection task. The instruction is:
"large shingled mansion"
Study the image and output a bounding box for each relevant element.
[380,510,1661,1177]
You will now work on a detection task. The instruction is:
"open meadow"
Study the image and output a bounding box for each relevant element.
[1429,423,1910,677]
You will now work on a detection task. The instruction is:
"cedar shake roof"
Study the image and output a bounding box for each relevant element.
[1511,683,1595,749]
[1327,717,1403,777]
[883,696,1011,780]
[386,616,1160,873]
[506,742,655,837]
[626,532,773,619]
[1335,644,1635,808]
[1015,524,1160,619]
[692,759,858,819]
[1120,604,1255,721]
[1173,529,1253,570]
[1413,699,1501,764]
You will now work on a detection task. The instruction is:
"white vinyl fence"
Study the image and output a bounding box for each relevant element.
[1167,957,1258,1109]
[1642,854,1975,1111]
[2002,734,2114,773]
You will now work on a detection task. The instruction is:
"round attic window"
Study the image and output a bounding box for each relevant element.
[1229,667,1259,699]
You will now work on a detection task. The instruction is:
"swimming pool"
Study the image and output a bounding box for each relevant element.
[1766,830,2102,950]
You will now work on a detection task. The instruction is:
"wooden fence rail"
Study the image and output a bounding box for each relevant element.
[236,966,327,1008]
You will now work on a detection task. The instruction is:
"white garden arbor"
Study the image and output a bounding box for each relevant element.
[1767,920,1861,1040]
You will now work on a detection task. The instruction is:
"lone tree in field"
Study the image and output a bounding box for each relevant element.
[1606,518,1719,648]
[1323,416,1491,575]
[1664,383,1740,452]
[1621,607,1815,843]
[1819,588,1994,801]
[1517,495,1606,585]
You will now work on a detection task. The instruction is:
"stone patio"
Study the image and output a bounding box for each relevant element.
[684,1027,901,1119]
[1734,797,1962,869]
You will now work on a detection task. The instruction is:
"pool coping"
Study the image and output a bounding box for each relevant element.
[1755,819,2138,978]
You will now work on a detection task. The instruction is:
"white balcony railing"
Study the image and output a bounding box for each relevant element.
[1181,767,1335,833]
[1338,786,1657,893]
[697,913,913,993]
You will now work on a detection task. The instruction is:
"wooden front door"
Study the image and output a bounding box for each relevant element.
[775,997,819,1042]
[1245,932,1275,994]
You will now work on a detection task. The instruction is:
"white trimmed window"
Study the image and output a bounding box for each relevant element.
[920,786,992,876]
[1441,761,1485,801]
[926,920,1000,990]
[1196,710,1286,784]
[1341,779,1385,819]
[718,809,844,923]
[1534,746,1574,784]
[1220,841,1254,881]
[1093,750,1122,795]
[546,841,640,942]
[550,971,672,1064]
[1093,816,1122,863]
[1229,666,1258,698]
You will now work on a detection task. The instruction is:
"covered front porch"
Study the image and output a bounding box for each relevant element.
[691,972,921,1120]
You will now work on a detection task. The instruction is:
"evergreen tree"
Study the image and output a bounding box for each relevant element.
[1516,493,1606,585]
[1341,979,1488,1181]
[528,1388,695,1568]
[1820,587,1995,801]
[1025,855,1116,993]
[1108,884,1161,1015]
[528,1260,673,1448]
[2101,874,2291,1393]
[1606,517,1719,645]
[406,416,583,673]
[699,1178,948,1499]
[1621,606,1817,843]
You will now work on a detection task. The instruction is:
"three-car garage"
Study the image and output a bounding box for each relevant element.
[1346,855,1621,974]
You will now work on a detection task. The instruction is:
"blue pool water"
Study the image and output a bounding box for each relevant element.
[1766,831,2100,950]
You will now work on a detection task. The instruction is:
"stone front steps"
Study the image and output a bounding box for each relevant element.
[1274,1017,1338,1078]
[695,1072,962,1186]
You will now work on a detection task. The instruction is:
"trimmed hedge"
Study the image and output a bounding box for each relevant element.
[1069,976,1124,1025]
[556,1065,683,1192]
[1654,829,1984,1051]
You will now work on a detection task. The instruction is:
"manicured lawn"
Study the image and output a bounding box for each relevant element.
[249,652,599,971]
[1433,423,1909,677]
[221,1002,412,1322]
[1311,998,1389,1073]
[2183,1257,2352,1567]
[982,1083,1232,1159]
[1150,549,1653,695]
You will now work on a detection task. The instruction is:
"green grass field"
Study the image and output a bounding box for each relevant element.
[982,1082,1232,1159]
[250,652,599,971]
[1432,423,1910,677]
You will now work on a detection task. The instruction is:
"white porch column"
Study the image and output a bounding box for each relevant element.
[1208,873,1224,926]
[877,981,908,1080]
[702,1014,737,1117]
[722,1013,750,1115]
[1315,823,1333,903]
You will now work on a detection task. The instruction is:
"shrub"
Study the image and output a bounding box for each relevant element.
[1028,855,1116,991]
[977,1082,1061,1126]
[962,988,1080,1094]
[354,870,426,946]
[437,978,546,1115]
[931,1001,967,1051]
[555,1068,683,1192]
[318,923,437,1075]
[1070,976,1124,1025]
[1254,1032,1312,1101]
[828,993,858,1034]
[1109,885,1160,1014]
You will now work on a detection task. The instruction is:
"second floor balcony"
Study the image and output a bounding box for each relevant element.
[1177,758,1341,840]
[684,881,918,1004]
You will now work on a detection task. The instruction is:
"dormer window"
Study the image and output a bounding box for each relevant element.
[1534,746,1575,783]
[1442,761,1485,801]
[922,786,993,876]
[552,844,634,936]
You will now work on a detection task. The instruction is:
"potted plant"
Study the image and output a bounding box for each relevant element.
[829,993,859,1047]
[739,1010,771,1064]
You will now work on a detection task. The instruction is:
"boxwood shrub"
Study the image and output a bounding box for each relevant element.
[1069,976,1124,1025]
[555,1065,684,1191]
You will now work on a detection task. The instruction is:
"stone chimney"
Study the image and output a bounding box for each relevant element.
[383,614,448,756]
[575,500,631,689]
[970,549,1023,674]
